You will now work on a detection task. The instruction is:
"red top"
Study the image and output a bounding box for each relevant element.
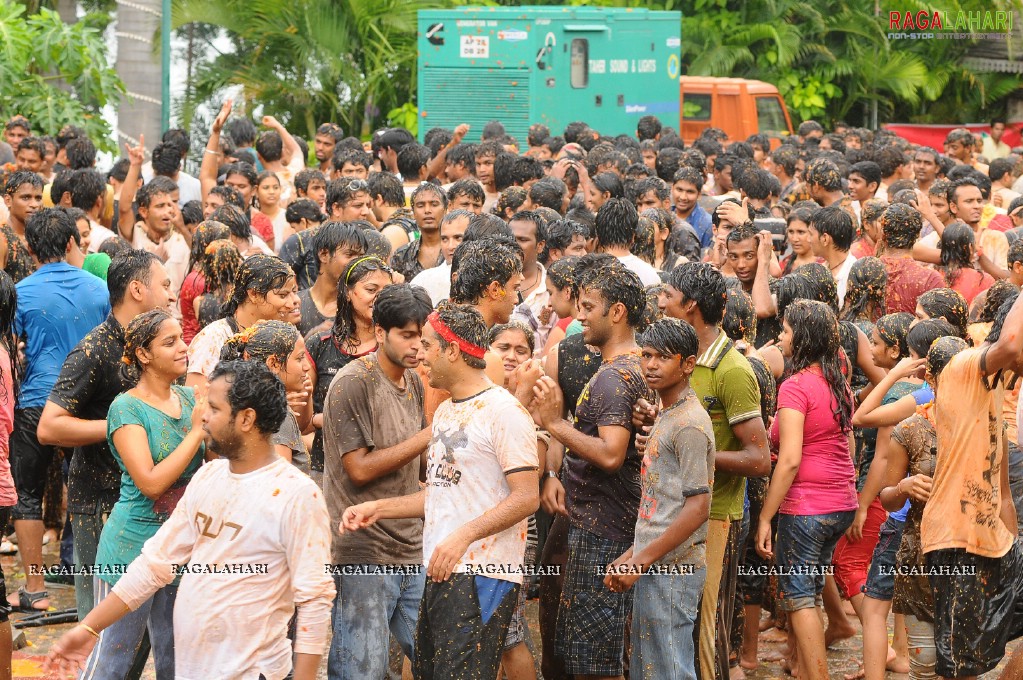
[881,255,945,315]
[251,212,274,245]
[949,268,994,306]
[179,270,205,345]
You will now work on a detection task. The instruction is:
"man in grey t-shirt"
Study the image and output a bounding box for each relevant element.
[322,284,433,680]
[605,318,715,680]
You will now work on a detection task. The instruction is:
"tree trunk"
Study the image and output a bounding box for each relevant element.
[115,0,163,149]
[56,0,76,24]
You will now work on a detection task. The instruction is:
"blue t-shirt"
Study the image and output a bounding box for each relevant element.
[687,203,714,250]
[911,383,934,406]
[15,262,110,408]
[891,498,911,522]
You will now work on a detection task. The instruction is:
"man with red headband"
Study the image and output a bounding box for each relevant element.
[341,301,540,678]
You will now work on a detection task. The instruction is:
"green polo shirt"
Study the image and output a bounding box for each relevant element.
[690,330,762,521]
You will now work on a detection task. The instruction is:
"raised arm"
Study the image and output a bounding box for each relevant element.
[201,100,233,199]
[118,135,145,240]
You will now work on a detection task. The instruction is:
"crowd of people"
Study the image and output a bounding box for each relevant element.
[0,104,1021,680]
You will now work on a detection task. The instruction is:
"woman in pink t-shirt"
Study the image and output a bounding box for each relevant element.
[0,272,19,675]
[757,300,857,680]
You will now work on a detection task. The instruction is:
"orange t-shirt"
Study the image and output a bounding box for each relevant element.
[921,347,1014,558]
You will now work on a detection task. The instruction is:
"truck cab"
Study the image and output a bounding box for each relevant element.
[679,76,793,147]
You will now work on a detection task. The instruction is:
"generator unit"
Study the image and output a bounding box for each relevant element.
[417,6,682,144]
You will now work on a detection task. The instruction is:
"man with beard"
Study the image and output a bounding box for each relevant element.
[47,360,335,680]
[322,284,434,680]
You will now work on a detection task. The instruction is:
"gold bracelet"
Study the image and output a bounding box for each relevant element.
[79,623,101,639]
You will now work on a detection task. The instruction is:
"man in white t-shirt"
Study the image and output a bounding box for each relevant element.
[47,361,335,680]
[807,205,858,307]
[410,209,471,305]
[342,303,539,678]
[128,177,190,317]
[594,198,662,286]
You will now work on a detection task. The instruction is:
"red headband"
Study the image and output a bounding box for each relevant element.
[428,311,487,360]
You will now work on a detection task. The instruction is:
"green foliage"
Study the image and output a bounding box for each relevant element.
[678,0,1023,126]
[0,0,124,150]
[387,103,419,138]
[173,0,439,140]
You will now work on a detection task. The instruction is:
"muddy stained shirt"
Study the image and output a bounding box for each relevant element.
[48,314,128,514]
[633,388,715,566]
[561,352,652,542]
[296,288,331,337]
[892,411,937,623]
[922,348,1014,558]
[879,255,945,315]
[324,354,426,565]
[423,387,538,584]
[272,410,309,475]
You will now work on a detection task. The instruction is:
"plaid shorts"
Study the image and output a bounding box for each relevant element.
[555,524,634,676]
[503,539,537,650]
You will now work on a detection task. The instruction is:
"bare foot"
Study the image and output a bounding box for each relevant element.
[886,645,910,674]
[740,656,758,671]
[762,649,789,662]
[761,627,789,643]
[729,665,746,680]
[759,616,777,631]
[843,660,865,680]
[825,623,856,648]
[42,529,57,545]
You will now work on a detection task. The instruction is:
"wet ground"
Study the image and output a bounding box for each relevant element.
[6,544,1020,679]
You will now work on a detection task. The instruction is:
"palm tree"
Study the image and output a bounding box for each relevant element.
[116,0,164,145]
[172,0,436,139]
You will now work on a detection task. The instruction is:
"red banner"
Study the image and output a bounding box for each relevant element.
[883,122,1022,151]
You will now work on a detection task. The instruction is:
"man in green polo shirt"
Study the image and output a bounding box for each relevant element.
[656,262,769,680]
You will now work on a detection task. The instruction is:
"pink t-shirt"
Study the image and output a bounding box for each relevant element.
[0,349,17,507]
[769,368,857,515]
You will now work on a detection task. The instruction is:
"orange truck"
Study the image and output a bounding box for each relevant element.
[679,76,794,147]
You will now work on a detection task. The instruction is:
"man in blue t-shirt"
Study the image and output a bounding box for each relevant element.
[9,208,109,612]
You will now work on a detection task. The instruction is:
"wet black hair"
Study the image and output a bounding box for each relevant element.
[987,291,1021,345]
[639,317,698,362]
[907,318,958,359]
[313,221,368,262]
[578,259,646,328]
[108,249,159,307]
[547,255,579,296]
[926,335,968,380]
[396,143,431,180]
[446,144,477,175]
[450,239,522,305]
[465,213,513,241]
[121,309,175,385]
[209,185,245,210]
[367,171,404,207]
[595,198,638,249]
[222,254,294,318]
[489,320,536,354]
[4,170,43,195]
[255,130,283,163]
[331,147,372,172]
[528,178,566,212]
[447,178,485,205]
[285,199,326,225]
[334,257,393,348]
[410,182,448,209]
[65,137,96,170]
[69,169,107,212]
[26,207,78,263]
[208,359,289,435]
[849,161,882,188]
[151,141,181,176]
[373,283,433,332]
[668,261,727,325]
[137,176,178,210]
[430,301,489,370]
[840,256,887,323]
[938,221,976,289]
[508,210,547,245]
[874,312,914,358]
[976,280,1018,324]
[221,319,299,368]
[918,288,968,338]
[209,204,251,240]
[809,205,855,252]
[722,288,757,345]
[783,300,853,431]
[880,203,922,251]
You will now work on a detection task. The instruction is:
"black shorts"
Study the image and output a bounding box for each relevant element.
[10,407,55,521]
[0,507,9,623]
[926,539,1023,678]
[414,574,518,680]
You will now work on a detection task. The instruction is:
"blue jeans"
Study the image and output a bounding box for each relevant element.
[327,569,426,680]
[80,579,177,679]
[632,567,706,680]
[776,511,855,612]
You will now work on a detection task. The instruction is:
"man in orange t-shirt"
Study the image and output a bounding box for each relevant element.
[921,289,1023,679]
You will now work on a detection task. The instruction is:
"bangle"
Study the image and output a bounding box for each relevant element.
[203,149,222,156]
[896,478,905,495]
[79,623,101,639]
[545,470,558,480]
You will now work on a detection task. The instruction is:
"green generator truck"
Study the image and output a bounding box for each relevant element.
[416,6,682,144]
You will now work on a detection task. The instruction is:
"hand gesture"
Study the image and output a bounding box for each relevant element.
[340,501,382,534]
[44,625,99,678]
[287,387,309,416]
[427,526,472,582]
[635,424,651,455]
[604,552,642,593]
[125,134,145,167]
[512,359,544,406]
[757,229,775,265]
[902,474,933,503]
[715,198,749,228]
[452,124,470,145]
[845,506,867,542]
[632,397,658,429]
[890,356,927,381]
[532,376,565,428]
[190,394,207,431]
[262,115,282,130]
[540,474,568,516]
[211,100,233,134]
[755,516,774,560]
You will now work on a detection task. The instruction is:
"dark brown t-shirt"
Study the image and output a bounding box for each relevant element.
[323,353,426,564]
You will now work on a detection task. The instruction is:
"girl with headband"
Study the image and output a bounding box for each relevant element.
[306,256,393,472]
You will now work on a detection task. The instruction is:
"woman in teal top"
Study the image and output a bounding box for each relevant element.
[85,309,206,680]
